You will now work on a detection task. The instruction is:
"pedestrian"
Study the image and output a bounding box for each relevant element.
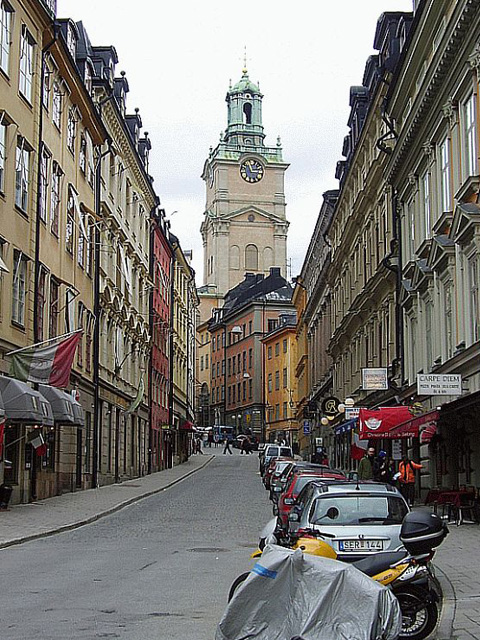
[244,435,252,455]
[398,455,423,506]
[195,436,204,455]
[358,446,376,480]
[207,431,214,448]
[240,436,246,454]
[373,450,387,481]
[223,434,233,455]
[214,433,220,448]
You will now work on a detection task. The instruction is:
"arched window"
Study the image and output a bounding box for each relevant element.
[245,244,258,270]
[230,245,240,270]
[263,246,273,270]
[243,102,252,125]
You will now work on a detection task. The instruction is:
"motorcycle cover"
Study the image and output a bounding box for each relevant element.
[216,545,402,640]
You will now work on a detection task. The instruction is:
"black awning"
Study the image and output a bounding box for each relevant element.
[0,377,53,426]
[39,384,77,424]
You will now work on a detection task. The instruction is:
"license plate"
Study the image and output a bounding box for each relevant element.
[338,539,384,552]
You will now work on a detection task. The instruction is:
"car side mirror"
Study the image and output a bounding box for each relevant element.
[288,512,299,522]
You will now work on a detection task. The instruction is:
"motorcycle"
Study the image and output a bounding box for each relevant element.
[228,511,448,640]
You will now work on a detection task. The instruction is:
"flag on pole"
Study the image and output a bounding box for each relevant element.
[126,377,145,414]
[351,429,368,460]
[9,331,82,388]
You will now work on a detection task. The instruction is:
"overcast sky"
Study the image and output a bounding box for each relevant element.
[58,0,413,284]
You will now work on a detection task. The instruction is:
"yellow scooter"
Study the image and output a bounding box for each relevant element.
[229,511,447,640]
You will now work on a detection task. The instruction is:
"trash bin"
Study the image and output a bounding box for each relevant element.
[0,484,13,509]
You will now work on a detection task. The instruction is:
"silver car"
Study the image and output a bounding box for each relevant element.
[288,481,410,561]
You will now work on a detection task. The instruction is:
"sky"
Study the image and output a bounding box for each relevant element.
[58,0,413,284]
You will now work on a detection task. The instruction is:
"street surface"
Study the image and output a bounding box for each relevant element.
[0,451,269,640]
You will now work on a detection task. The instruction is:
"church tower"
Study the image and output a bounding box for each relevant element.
[200,67,289,303]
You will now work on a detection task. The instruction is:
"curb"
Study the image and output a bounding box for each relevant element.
[0,455,214,550]
[434,566,456,640]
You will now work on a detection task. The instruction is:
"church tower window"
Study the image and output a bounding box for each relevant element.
[243,103,252,125]
[245,244,258,270]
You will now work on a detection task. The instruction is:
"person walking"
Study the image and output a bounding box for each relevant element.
[223,434,233,455]
[207,431,214,448]
[373,450,387,481]
[358,446,376,480]
[398,455,423,506]
[195,436,204,455]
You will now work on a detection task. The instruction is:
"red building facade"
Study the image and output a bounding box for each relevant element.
[150,209,173,471]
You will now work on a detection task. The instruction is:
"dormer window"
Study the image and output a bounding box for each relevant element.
[84,62,93,95]
[66,24,76,58]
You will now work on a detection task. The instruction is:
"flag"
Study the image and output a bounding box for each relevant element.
[126,377,145,414]
[10,332,82,388]
[351,430,368,460]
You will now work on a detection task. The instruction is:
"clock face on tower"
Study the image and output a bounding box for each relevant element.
[240,159,264,183]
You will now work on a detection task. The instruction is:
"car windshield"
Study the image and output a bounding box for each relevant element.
[309,494,408,526]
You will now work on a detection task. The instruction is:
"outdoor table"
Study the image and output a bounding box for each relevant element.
[425,489,475,524]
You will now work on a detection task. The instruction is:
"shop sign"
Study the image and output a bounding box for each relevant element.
[392,439,402,460]
[321,397,340,417]
[417,374,462,396]
[345,407,361,420]
[303,420,311,435]
[362,368,388,390]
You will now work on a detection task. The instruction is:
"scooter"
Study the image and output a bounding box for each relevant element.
[229,511,448,640]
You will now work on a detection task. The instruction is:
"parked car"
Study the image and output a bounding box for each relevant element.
[287,481,410,562]
[259,444,293,476]
[276,469,346,524]
[271,462,344,504]
[263,457,294,491]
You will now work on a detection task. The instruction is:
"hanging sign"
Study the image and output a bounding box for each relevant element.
[417,374,462,396]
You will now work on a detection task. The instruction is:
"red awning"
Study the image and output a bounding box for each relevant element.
[180,420,195,432]
[389,410,440,439]
[359,407,413,439]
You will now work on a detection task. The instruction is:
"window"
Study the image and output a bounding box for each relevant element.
[422,171,431,240]
[0,118,5,192]
[19,26,34,102]
[249,320,252,334]
[65,288,75,333]
[268,319,277,332]
[275,370,280,390]
[275,342,280,356]
[0,2,12,75]
[52,83,62,129]
[248,378,252,399]
[268,373,272,392]
[440,136,451,212]
[267,345,272,359]
[42,56,51,108]
[66,187,75,254]
[49,277,59,338]
[77,206,86,267]
[470,257,480,342]
[200,356,204,371]
[15,138,30,212]
[79,135,86,174]
[50,162,62,235]
[283,367,287,388]
[245,244,258,270]
[67,108,77,153]
[86,217,93,276]
[283,402,287,419]
[464,94,477,177]
[283,339,287,353]
[36,266,47,340]
[84,62,92,95]
[39,145,50,222]
[12,250,27,325]
[275,404,280,420]
[249,348,252,368]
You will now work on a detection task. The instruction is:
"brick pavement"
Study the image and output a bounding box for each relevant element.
[0,459,478,639]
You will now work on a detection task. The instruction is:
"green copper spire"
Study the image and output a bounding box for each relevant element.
[224,66,265,147]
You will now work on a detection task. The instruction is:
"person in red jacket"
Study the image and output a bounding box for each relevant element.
[398,455,423,506]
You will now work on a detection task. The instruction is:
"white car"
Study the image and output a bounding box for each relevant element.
[288,481,410,561]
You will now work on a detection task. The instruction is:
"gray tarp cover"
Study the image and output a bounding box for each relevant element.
[216,545,402,640]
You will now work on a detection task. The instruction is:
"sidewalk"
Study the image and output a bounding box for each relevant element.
[432,515,480,640]
[0,454,213,549]
[0,462,477,640]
